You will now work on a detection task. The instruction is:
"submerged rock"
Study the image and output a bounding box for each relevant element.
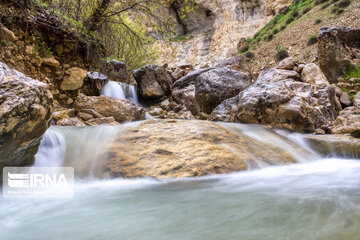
[105,120,308,178]
[74,94,145,123]
[304,135,360,158]
[0,62,53,168]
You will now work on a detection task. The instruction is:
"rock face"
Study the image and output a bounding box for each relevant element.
[155,0,293,67]
[331,107,360,134]
[195,68,251,114]
[133,65,173,100]
[74,94,145,123]
[318,26,360,83]
[105,120,303,178]
[0,62,53,168]
[60,67,87,91]
[210,68,337,133]
[81,72,109,96]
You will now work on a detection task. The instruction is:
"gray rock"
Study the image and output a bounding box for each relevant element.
[277,57,295,70]
[81,71,109,96]
[332,107,360,134]
[105,60,132,84]
[318,26,360,83]
[195,67,251,114]
[0,62,53,168]
[354,92,360,108]
[301,63,330,86]
[340,92,352,107]
[74,94,145,123]
[133,65,172,100]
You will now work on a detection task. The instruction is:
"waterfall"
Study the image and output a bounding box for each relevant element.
[102,81,139,105]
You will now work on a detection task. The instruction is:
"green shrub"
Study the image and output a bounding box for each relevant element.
[321,3,331,9]
[315,18,322,24]
[314,0,329,5]
[280,25,287,31]
[286,17,295,24]
[291,10,300,18]
[275,45,289,61]
[345,66,360,81]
[266,34,274,41]
[272,28,279,35]
[245,51,255,59]
[302,7,312,14]
[34,40,52,57]
[337,0,351,8]
[331,7,344,14]
[306,34,318,46]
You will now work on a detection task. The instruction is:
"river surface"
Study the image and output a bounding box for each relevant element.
[1,122,360,240]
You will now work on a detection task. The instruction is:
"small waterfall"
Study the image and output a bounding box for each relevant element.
[102,81,139,105]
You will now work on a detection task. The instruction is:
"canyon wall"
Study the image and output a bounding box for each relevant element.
[155,0,292,67]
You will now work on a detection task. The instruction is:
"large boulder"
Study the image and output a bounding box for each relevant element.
[105,60,133,84]
[331,107,360,134]
[171,68,212,116]
[133,65,172,100]
[74,94,145,123]
[195,67,251,114]
[301,63,330,86]
[105,120,306,178]
[318,26,360,83]
[210,68,337,133]
[0,62,53,168]
[81,72,109,96]
[60,67,87,91]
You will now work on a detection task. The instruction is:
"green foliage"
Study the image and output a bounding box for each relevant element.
[345,66,360,81]
[34,40,52,57]
[32,0,197,70]
[306,34,318,46]
[248,0,314,49]
[276,44,287,53]
[315,18,322,24]
[340,66,360,100]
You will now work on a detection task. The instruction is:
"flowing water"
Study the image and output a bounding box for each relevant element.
[102,80,140,105]
[1,122,360,240]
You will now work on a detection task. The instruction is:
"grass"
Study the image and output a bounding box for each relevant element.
[34,40,52,57]
[340,66,360,100]
[315,18,322,24]
[275,45,289,61]
[345,66,360,81]
[244,0,314,51]
[306,34,318,46]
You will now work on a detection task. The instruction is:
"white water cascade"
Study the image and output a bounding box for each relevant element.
[102,80,139,105]
[1,121,360,240]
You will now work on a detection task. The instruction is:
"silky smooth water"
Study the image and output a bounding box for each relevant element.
[102,80,139,105]
[1,122,359,240]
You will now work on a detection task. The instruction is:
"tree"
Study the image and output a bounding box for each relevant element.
[41,0,196,69]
